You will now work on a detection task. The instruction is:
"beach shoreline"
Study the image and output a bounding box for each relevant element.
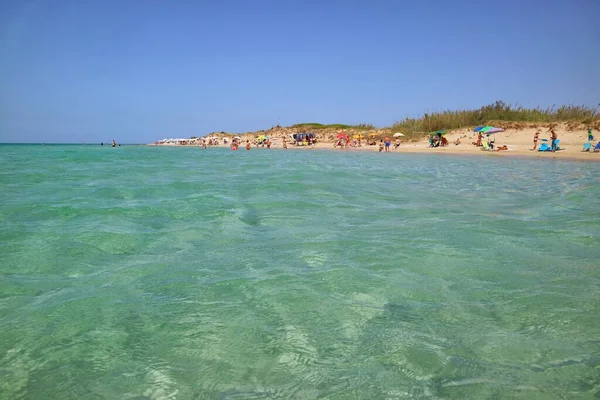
[149,138,600,162]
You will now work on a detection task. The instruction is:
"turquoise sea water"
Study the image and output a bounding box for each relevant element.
[1,144,599,399]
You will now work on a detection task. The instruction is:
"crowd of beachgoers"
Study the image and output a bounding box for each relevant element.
[149,124,600,161]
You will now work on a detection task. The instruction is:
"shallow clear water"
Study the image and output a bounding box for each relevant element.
[1,144,599,399]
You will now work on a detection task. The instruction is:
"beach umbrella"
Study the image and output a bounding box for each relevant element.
[479,126,502,134]
[485,130,503,140]
[476,126,494,132]
[393,132,405,137]
[479,126,504,141]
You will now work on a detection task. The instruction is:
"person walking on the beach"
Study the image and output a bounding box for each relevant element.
[532,131,539,150]
[550,129,558,152]
[588,127,594,142]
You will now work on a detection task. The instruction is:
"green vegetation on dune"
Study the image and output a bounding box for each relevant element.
[391,101,599,140]
[291,123,375,130]
[209,101,599,140]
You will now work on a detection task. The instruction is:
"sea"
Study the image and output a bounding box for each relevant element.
[1,144,599,399]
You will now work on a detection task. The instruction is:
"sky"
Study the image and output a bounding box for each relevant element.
[0,0,599,143]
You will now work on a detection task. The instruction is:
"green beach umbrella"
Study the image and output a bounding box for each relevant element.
[478,126,495,133]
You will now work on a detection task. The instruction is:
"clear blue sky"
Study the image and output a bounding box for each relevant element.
[1,0,599,143]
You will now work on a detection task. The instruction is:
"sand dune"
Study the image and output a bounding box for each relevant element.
[154,124,600,161]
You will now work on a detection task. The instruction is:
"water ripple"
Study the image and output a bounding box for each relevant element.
[0,145,599,399]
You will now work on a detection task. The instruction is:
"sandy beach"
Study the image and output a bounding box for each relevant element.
[153,124,600,162]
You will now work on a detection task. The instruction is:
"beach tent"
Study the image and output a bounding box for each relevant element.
[292,132,315,144]
[293,133,314,140]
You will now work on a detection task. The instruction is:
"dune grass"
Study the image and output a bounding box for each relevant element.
[390,101,599,141]
[291,123,376,131]
[209,101,599,140]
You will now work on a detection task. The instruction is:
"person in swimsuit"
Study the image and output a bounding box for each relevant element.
[532,131,539,150]
[550,129,558,152]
